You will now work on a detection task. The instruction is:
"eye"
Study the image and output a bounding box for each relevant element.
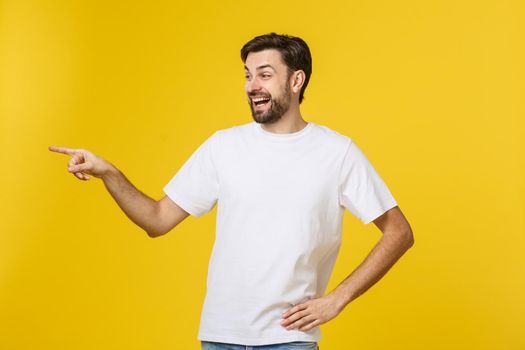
[262,74,271,78]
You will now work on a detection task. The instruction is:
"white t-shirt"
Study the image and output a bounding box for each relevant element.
[163,121,398,346]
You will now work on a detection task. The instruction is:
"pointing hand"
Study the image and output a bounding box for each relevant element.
[48,146,113,181]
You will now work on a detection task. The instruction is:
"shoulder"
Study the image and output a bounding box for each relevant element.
[309,122,353,150]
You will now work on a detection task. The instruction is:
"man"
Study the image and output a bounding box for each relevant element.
[49,33,414,349]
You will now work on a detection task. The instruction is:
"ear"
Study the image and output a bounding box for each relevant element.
[290,70,305,94]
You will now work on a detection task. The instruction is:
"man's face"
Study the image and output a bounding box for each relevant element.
[244,49,292,124]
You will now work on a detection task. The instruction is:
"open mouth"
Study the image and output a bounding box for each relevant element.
[252,96,271,109]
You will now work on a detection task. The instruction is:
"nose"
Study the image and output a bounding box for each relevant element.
[246,77,262,94]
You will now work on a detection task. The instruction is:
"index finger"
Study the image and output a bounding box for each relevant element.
[282,303,307,318]
[48,145,78,156]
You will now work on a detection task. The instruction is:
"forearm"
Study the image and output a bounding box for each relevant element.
[101,164,159,236]
[328,230,414,312]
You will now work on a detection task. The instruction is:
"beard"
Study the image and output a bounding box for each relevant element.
[248,83,291,125]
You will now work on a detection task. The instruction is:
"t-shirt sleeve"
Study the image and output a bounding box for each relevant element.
[338,139,398,224]
[163,131,220,218]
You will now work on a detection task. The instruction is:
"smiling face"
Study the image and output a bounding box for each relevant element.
[244,49,293,124]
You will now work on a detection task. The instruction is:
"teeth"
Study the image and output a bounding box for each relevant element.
[253,97,270,102]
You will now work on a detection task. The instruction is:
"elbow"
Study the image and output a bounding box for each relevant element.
[405,228,415,249]
[389,225,414,250]
[145,226,167,238]
[383,228,414,251]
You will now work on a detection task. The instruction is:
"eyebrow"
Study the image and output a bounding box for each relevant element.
[244,64,276,72]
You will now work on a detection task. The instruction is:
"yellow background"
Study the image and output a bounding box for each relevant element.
[1,0,524,349]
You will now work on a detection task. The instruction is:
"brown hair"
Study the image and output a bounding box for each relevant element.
[240,32,312,104]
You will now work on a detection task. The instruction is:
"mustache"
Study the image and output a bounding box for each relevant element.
[248,93,272,99]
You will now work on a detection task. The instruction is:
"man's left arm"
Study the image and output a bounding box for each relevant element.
[280,206,414,332]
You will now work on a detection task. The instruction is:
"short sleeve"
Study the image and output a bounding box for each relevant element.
[338,139,398,224]
[163,131,220,218]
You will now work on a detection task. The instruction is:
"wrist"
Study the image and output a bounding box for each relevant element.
[101,162,119,181]
[328,288,353,312]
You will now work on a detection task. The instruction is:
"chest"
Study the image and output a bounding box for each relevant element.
[217,144,341,214]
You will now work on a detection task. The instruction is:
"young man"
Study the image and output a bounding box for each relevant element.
[49,33,414,350]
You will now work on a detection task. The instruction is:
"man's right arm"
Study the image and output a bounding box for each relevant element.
[49,145,190,237]
[102,166,190,237]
